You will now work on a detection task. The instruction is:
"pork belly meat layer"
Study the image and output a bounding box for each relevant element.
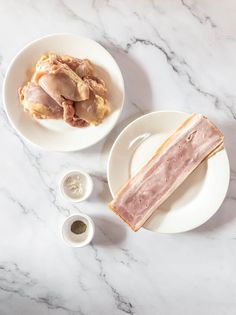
[109,114,224,231]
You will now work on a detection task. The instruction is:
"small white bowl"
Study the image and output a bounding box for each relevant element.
[59,169,93,202]
[61,213,95,247]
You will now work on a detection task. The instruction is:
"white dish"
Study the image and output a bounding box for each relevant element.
[3,33,124,151]
[107,111,230,233]
[59,169,93,203]
[61,214,95,247]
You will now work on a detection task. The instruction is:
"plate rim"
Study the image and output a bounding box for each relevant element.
[3,33,125,152]
[107,110,230,233]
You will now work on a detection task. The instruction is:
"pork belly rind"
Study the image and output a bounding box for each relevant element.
[109,113,224,231]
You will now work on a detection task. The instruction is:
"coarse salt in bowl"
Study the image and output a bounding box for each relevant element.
[59,169,93,202]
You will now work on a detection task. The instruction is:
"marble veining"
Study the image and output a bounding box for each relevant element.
[0,0,236,314]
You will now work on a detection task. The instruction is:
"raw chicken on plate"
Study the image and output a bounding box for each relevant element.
[18,53,110,128]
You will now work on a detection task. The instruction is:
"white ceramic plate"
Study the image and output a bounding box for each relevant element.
[3,34,124,151]
[107,111,230,233]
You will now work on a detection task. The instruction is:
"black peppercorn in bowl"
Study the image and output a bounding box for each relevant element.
[61,213,95,247]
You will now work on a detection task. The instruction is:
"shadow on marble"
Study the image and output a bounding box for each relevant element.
[98,182,111,204]
[221,120,236,173]
[103,42,154,112]
[191,198,235,233]
[90,175,112,204]
[191,119,236,233]
[92,215,127,246]
[98,41,155,155]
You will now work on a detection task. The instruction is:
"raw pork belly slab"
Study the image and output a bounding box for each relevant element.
[109,113,224,231]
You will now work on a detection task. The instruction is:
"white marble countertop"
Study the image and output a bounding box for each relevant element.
[0,1,236,314]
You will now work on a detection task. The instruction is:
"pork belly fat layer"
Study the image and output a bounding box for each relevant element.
[109,114,224,231]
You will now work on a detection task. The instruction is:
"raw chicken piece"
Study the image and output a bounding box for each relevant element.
[44,53,94,78]
[32,55,90,104]
[57,55,94,78]
[63,100,88,128]
[75,92,110,125]
[75,59,94,78]
[18,82,63,119]
[83,76,107,98]
[18,52,110,128]
[32,55,91,128]
[63,101,89,128]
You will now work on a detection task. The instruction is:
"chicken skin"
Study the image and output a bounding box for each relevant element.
[18,82,63,119]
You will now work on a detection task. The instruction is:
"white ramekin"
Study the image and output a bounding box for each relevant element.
[59,169,93,202]
[61,213,95,247]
